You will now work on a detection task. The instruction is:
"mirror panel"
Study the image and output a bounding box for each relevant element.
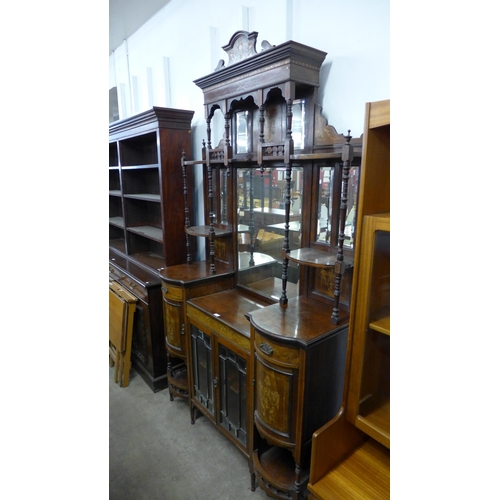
[316,165,336,244]
[219,168,228,225]
[235,111,249,154]
[291,99,305,149]
[237,166,303,301]
[342,166,359,249]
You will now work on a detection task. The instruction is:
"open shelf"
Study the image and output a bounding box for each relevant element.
[287,247,354,268]
[109,238,126,254]
[121,163,159,170]
[124,193,161,202]
[128,251,164,271]
[308,438,389,500]
[369,306,390,335]
[253,446,307,495]
[185,225,232,238]
[168,362,188,391]
[357,396,390,448]
[109,216,125,228]
[127,225,163,242]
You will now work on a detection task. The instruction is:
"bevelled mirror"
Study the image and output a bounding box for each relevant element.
[315,164,359,248]
[236,166,303,301]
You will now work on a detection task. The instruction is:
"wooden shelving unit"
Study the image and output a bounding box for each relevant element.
[109,107,195,273]
[109,106,195,392]
[308,99,390,500]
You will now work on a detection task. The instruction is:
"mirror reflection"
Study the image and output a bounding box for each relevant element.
[219,168,228,225]
[291,99,305,149]
[235,111,249,154]
[315,165,359,248]
[237,166,303,301]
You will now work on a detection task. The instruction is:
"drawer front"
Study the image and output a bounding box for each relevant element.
[117,276,147,301]
[109,264,147,301]
[109,264,125,281]
[161,284,184,302]
[255,332,300,367]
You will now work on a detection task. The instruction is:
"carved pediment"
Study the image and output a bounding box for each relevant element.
[215,31,275,70]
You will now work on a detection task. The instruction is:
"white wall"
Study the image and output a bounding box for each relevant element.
[109,0,389,257]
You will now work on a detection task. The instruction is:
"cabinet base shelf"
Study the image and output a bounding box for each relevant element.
[167,361,189,401]
[252,446,308,500]
[308,438,389,500]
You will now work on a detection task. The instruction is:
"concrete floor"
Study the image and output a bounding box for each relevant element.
[109,367,270,500]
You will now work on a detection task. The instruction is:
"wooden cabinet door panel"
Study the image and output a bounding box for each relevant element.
[163,298,184,355]
[254,353,296,444]
[190,325,215,417]
[217,342,249,448]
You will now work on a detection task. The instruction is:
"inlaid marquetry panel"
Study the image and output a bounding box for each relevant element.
[187,304,250,352]
[162,284,184,301]
[255,332,300,367]
[163,298,183,353]
[254,353,294,440]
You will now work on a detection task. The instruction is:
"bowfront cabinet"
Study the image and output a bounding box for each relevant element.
[248,299,348,499]
[159,261,234,400]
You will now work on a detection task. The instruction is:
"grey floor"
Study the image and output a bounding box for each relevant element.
[109,367,270,500]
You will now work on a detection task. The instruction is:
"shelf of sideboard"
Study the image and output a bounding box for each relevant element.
[185,225,233,237]
[286,247,353,269]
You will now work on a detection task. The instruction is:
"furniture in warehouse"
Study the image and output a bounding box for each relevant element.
[109,107,194,392]
[160,31,363,499]
[109,280,137,388]
[307,99,390,500]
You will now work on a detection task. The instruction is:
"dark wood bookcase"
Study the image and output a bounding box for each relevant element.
[109,107,194,391]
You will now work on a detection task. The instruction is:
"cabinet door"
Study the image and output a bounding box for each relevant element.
[163,295,185,356]
[253,335,300,446]
[217,341,249,448]
[190,325,215,417]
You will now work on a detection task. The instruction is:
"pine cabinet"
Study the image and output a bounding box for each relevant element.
[308,99,390,500]
[346,213,390,448]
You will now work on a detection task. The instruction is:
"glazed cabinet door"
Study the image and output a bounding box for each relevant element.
[216,339,250,450]
[253,332,301,448]
[190,325,215,418]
